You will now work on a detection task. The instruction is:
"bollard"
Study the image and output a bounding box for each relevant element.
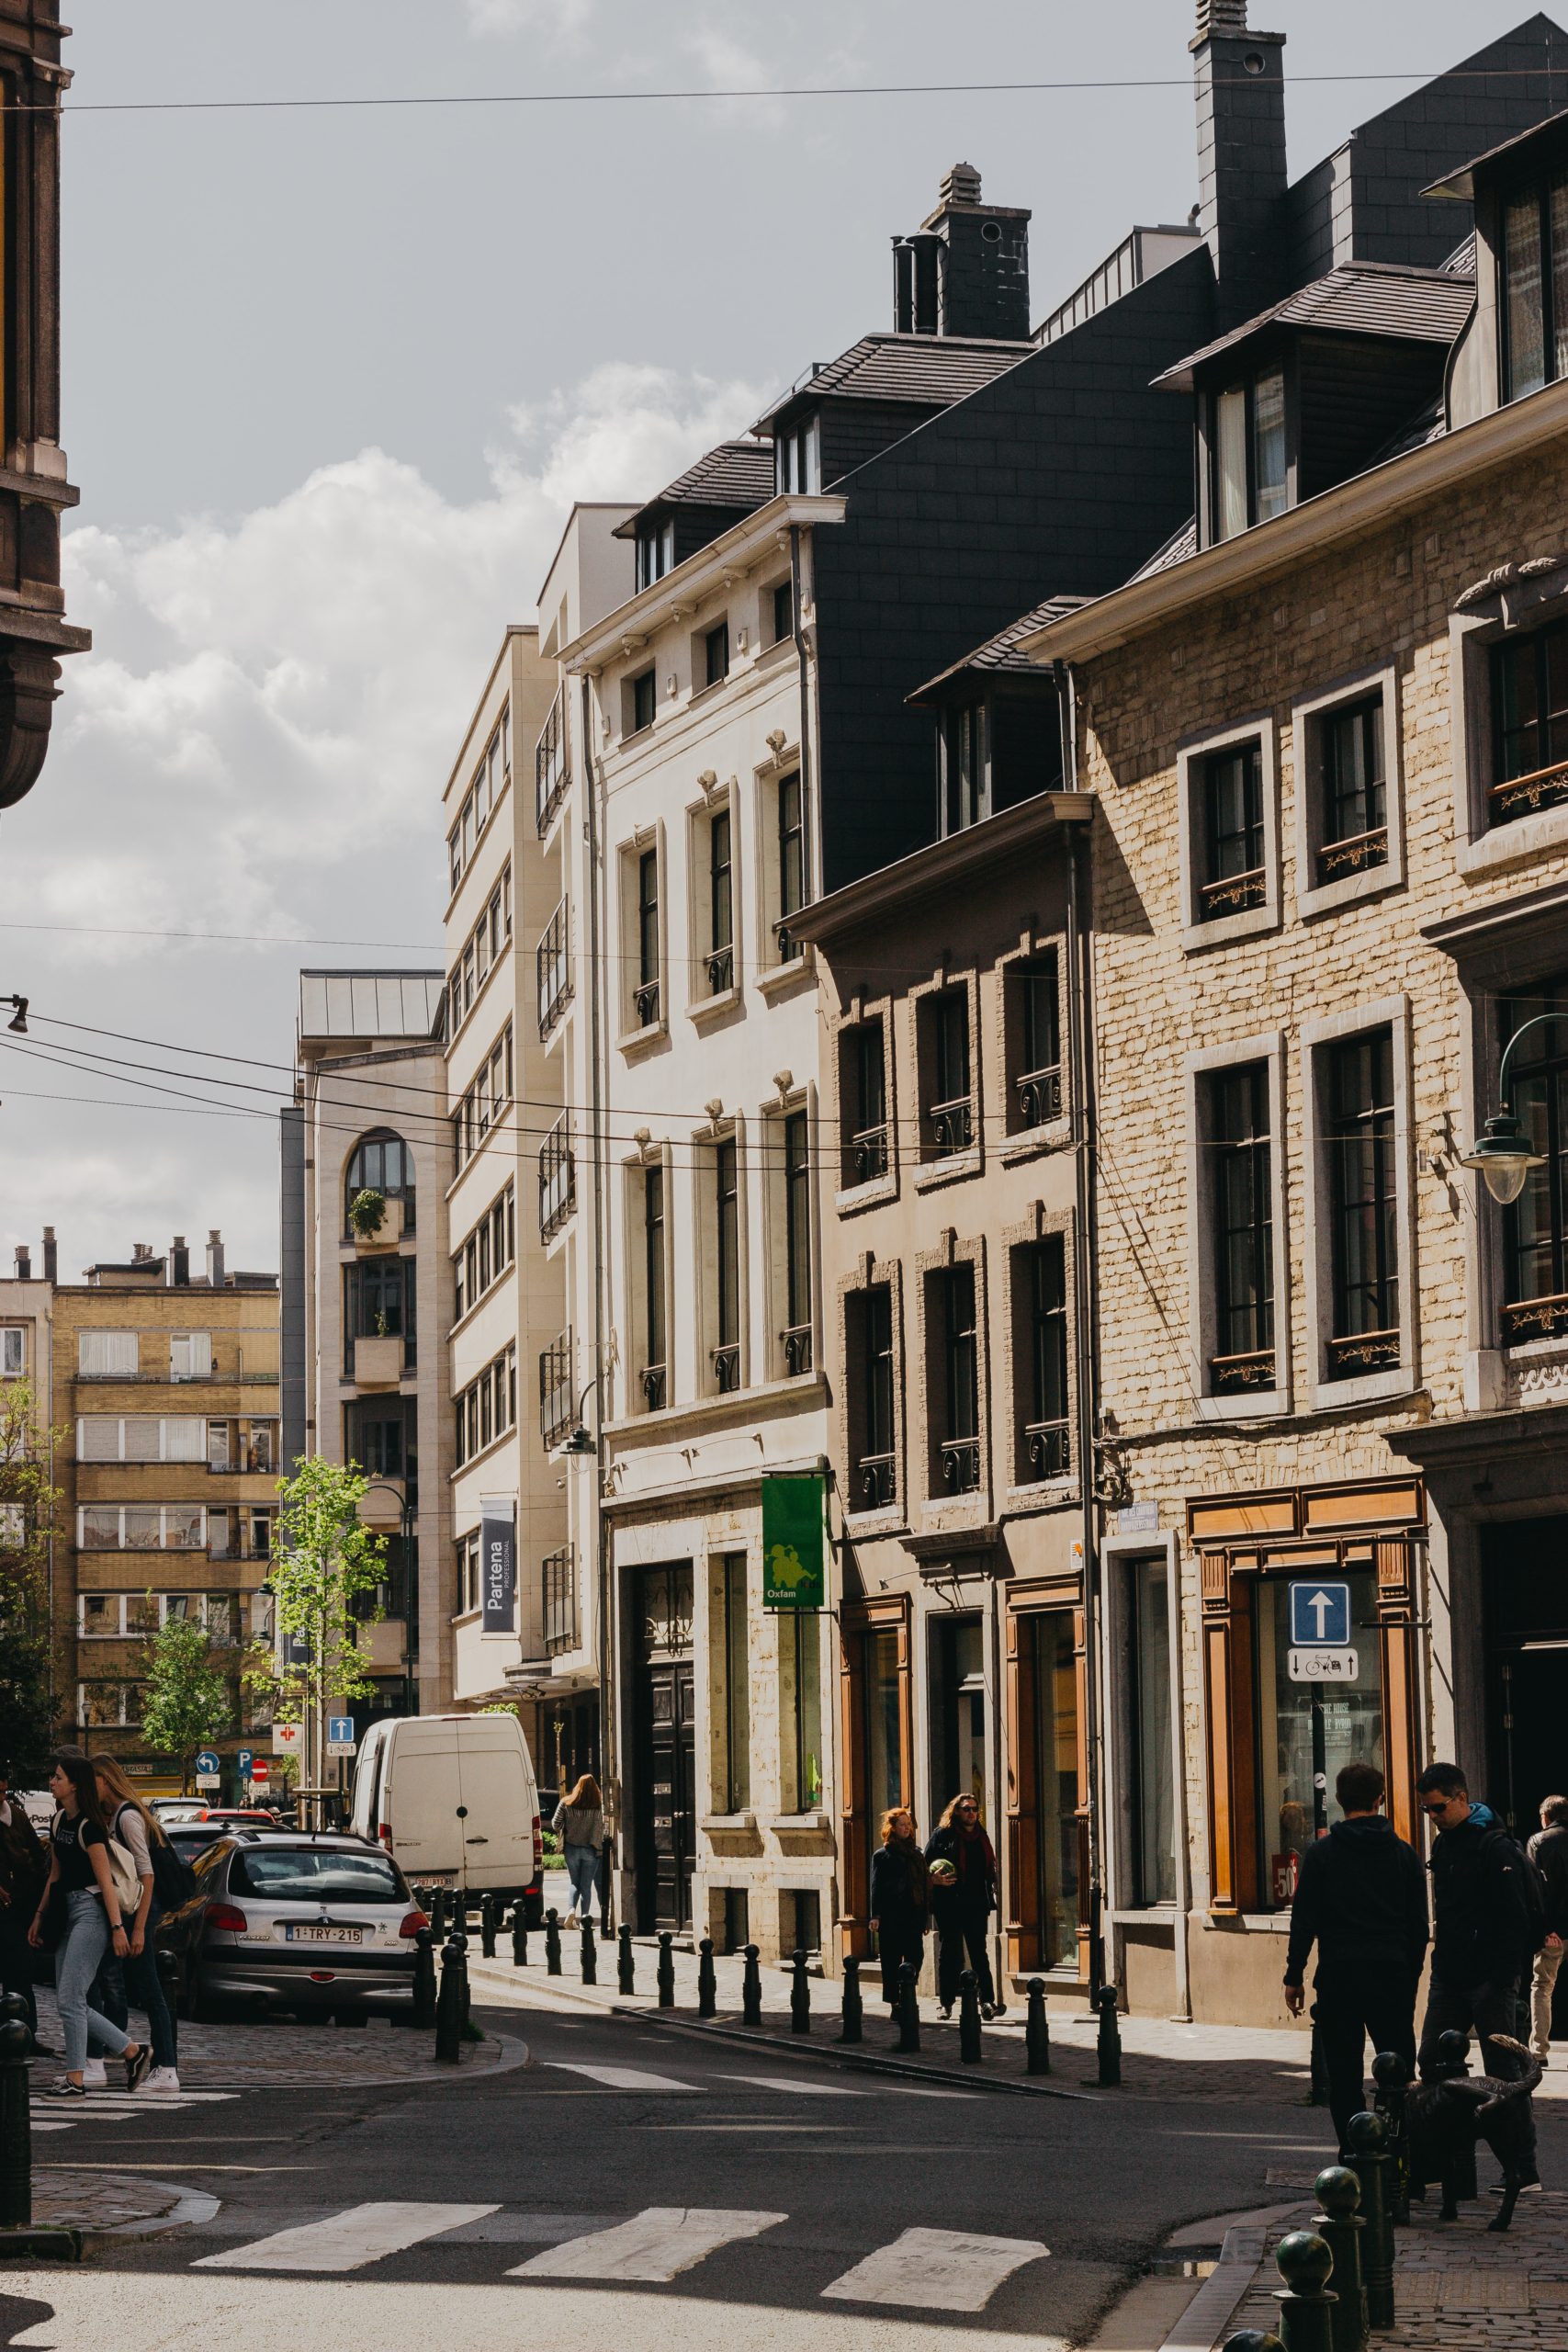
[741,1943,762,2028]
[480,1894,497,1960]
[1433,2031,1477,2205]
[657,1931,675,2009]
[581,1917,598,1986]
[412,1926,437,2030]
[434,1936,463,2064]
[1223,2335,1285,2352]
[790,1947,811,2035]
[0,2016,30,2226]
[1095,1982,1123,2087]
[450,1927,472,2035]
[1371,2052,1410,2226]
[1312,2166,1368,2352]
[697,1939,716,2018]
[1344,2113,1394,2331]
[545,1907,563,1978]
[839,1954,863,2046]
[1309,2004,1331,2109]
[896,1959,920,2053]
[618,1925,637,1996]
[959,1968,983,2064]
[512,1905,529,1968]
[1024,1977,1052,2075]
[1271,2230,1337,2352]
[451,1887,466,1936]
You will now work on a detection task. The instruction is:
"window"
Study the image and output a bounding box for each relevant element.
[1500,979,1568,1341]
[712,1552,750,1812]
[859,1623,906,1852]
[453,1345,516,1469]
[344,1398,417,1487]
[782,1110,812,1374]
[940,701,988,835]
[449,864,513,1033]
[537,895,570,1035]
[1255,1566,1384,1910]
[77,1415,206,1464]
[772,578,794,643]
[79,1683,144,1730]
[842,1018,888,1185]
[1211,368,1287,541]
[922,987,973,1159]
[775,414,820,495]
[636,517,674,591]
[1010,954,1063,1131]
[1314,695,1387,883]
[630,668,657,735]
[344,1257,416,1371]
[1208,1063,1274,1393]
[457,1532,480,1616]
[168,1331,212,1383]
[1127,1557,1175,1906]
[1200,742,1266,920]
[452,1028,513,1170]
[0,1326,22,1375]
[775,772,805,960]
[933,1263,980,1495]
[1501,169,1568,401]
[703,621,729,690]
[536,693,567,834]
[640,1166,667,1410]
[706,809,734,994]
[344,1131,416,1232]
[847,1283,897,1509]
[1018,1238,1069,1480]
[635,847,660,1027]
[0,1501,23,1547]
[453,1184,515,1322]
[539,1329,574,1447]
[446,706,509,888]
[76,1505,207,1552]
[539,1116,575,1242]
[713,1138,740,1394]
[1490,616,1568,825]
[1324,1028,1400,1377]
[78,1330,139,1379]
[780,1610,823,1812]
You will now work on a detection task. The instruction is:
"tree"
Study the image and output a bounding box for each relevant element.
[140,1611,233,1793]
[0,1377,64,1780]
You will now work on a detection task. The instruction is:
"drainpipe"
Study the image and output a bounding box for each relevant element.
[789,526,815,892]
[581,673,616,1920]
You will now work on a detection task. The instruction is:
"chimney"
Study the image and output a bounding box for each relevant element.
[131,1242,153,1265]
[893,162,1031,342]
[206,1228,225,1288]
[167,1234,190,1287]
[1192,0,1288,332]
[14,1244,29,1280]
[42,1227,57,1283]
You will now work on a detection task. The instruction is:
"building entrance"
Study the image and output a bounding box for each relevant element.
[1483,1516,1568,1836]
[633,1562,695,1934]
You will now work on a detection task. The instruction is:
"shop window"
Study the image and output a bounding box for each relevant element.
[1127,1557,1175,1907]
[710,1552,750,1813]
[1254,1566,1384,1909]
[780,1611,822,1813]
[783,1887,822,1956]
[1500,978,1568,1343]
[930,1615,986,1825]
[1323,1028,1400,1379]
[861,1624,905,1831]
[1018,1607,1080,1970]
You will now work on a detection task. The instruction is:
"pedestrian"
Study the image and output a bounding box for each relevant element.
[552,1772,604,1930]
[1416,1760,1539,2186]
[869,1807,928,2010]
[88,1756,181,2092]
[925,1793,1004,2020]
[1282,1758,1428,2148]
[26,1748,151,2098]
[0,1759,47,2043]
[1527,1792,1568,2066]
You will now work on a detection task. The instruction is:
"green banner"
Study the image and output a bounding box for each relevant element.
[761,1474,826,1611]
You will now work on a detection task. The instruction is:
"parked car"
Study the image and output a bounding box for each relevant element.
[195,1806,287,1826]
[149,1797,205,1825]
[155,1832,428,2022]
[164,1820,245,1867]
[348,1713,544,1924]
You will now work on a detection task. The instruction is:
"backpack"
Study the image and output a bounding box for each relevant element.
[103,1828,143,1917]
[1511,1833,1551,1961]
[150,1834,197,1911]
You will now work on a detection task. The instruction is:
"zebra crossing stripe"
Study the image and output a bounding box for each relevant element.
[194,2200,499,2272]
[821,2224,1050,2311]
[716,2074,865,2098]
[546,2063,700,2092]
[509,2206,788,2283]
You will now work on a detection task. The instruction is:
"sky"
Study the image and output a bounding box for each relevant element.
[0,0,1553,1276]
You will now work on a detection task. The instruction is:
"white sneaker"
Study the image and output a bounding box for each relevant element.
[142,2067,181,2094]
[81,2059,107,2088]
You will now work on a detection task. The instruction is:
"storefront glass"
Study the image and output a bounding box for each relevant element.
[1032,1609,1080,1968]
[863,1627,903,1839]
[1255,1566,1383,1909]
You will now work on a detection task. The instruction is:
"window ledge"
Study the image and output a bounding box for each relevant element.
[842,1503,907,1540]
[1002,1478,1077,1514]
[757,951,815,1001]
[1201,1912,1292,1935]
[1458,798,1568,876]
[687,984,742,1030]
[767,1811,832,1836]
[688,676,730,709]
[1306,1363,1409,1412]
[834,1172,897,1218]
[1503,1329,1568,1363]
[998,1117,1072,1166]
[913,1148,982,1193]
[700,1811,759,1835]
[1195,1387,1292,1423]
[448,1427,516,1480]
[1299,862,1400,922]
[450,1605,481,1628]
[1181,900,1279,955]
[621,719,654,747]
[616,1016,670,1059]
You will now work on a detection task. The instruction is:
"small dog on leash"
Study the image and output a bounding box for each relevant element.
[1406,2034,1542,2232]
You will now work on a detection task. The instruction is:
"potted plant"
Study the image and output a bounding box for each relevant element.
[347,1187,387,1240]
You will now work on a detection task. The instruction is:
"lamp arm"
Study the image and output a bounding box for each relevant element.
[1497,1012,1562,1105]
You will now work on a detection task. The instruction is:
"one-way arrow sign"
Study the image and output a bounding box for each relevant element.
[1289,1579,1350,1647]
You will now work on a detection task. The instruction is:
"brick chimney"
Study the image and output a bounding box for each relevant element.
[1192,0,1287,331]
[167,1234,190,1287]
[42,1226,57,1282]
[893,163,1031,342]
[14,1243,29,1280]
[206,1228,225,1288]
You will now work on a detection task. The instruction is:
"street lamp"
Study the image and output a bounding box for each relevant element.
[556,1379,598,1458]
[1460,1013,1554,1205]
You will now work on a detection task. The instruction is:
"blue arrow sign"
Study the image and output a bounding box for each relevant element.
[195,1749,220,1777]
[1289,1580,1350,1647]
[327,1717,355,1747]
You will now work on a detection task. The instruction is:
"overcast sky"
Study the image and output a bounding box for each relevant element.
[0,0,1551,1276]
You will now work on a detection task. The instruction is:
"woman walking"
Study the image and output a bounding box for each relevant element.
[552,1773,605,1930]
[27,1749,151,2098]
[869,1807,928,2011]
[90,1756,181,2092]
[926,1792,1003,2021]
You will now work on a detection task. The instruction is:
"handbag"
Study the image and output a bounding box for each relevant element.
[104,1834,143,1918]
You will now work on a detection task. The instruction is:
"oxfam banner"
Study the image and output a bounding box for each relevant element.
[762,1474,826,1611]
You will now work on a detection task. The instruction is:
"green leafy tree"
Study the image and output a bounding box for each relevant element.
[140,1611,234,1792]
[0,1377,64,1780]
[246,1457,387,1814]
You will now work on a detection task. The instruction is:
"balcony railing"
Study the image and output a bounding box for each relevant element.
[1198,867,1266,921]
[848,1125,888,1184]
[539,1329,573,1446]
[1490,754,1568,827]
[535,693,568,836]
[774,917,802,964]
[633,978,661,1029]
[208,1532,274,1562]
[538,1116,575,1241]
[706,944,734,995]
[1016,1065,1063,1128]
[711,1342,741,1395]
[1315,826,1388,887]
[544,1545,578,1657]
[927,1096,974,1157]
[1023,1418,1071,1478]
[208,1446,276,1476]
[1211,1348,1276,1396]
[1325,1328,1399,1379]
[856,1452,897,1510]
[639,1362,667,1411]
[940,1436,982,1494]
[1502,1291,1568,1345]
[780,1323,813,1377]
[537,897,571,1038]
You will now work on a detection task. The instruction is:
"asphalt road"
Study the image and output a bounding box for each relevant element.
[0,1989,1472,2351]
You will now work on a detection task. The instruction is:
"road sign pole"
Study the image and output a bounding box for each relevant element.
[1312,1695,1328,1838]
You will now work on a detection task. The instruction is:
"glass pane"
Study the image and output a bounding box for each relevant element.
[1215,387,1248,540]
[783,1611,822,1813]
[1506,191,1547,400]
[81,1593,116,1635]
[125,1591,159,1634]
[1554,174,1568,383]
[165,1508,205,1551]
[1033,1610,1080,1967]
[863,1627,902,1869]
[1253,370,1287,521]
[1256,1570,1384,1909]
[1133,1559,1175,1905]
[81,1506,120,1548]
[124,1506,162,1551]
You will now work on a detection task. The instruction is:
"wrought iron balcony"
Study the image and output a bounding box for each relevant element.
[536,897,571,1038]
[940,1436,981,1494]
[711,1342,741,1395]
[639,1362,667,1411]
[773,917,802,964]
[1211,1347,1276,1396]
[1314,826,1388,887]
[857,1452,897,1510]
[539,1329,574,1446]
[1016,1065,1063,1128]
[1023,1418,1071,1478]
[535,693,568,836]
[1325,1328,1399,1379]
[1197,866,1267,921]
[1501,1291,1568,1345]
[849,1125,888,1183]
[927,1095,974,1157]
[544,1545,578,1657]
[633,978,661,1029]
[538,1116,575,1241]
[1490,754,1568,827]
[780,1324,813,1377]
[706,944,734,995]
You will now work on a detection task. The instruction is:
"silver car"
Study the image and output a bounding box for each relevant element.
[162,1833,427,2021]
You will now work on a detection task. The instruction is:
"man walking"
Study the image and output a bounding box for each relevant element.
[1284,1759,1428,2148]
[0,1759,46,2039]
[1528,1792,1568,2065]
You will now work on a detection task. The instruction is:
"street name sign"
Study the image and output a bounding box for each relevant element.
[1288,1579,1350,1647]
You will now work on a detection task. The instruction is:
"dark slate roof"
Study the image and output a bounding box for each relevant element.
[752,334,1030,434]
[1126,517,1198,582]
[1153,263,1476,391]
[908,595,1089,701]
[615,440,775,535]
[1425,101,1568,203]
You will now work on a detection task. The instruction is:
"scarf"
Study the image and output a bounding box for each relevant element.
[955,1819,997,1887]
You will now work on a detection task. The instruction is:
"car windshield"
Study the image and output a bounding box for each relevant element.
[229,1848,403,1905]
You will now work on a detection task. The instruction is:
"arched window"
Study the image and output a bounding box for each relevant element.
[344,1131,416,1233]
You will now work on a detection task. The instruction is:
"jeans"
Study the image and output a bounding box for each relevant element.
[1530,1939,1564,2061]
[1419,1967,1538,2166]
[54,1892,133,2076]
[1311,1971,1418,2151]
[93,1906,177,2071]
[564,1842,600,1920]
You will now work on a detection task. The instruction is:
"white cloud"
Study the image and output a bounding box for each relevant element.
[461,0,596,39]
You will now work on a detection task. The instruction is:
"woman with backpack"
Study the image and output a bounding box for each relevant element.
[26,1748,151,2098]
[551,1773,604,1929]
[89,1755,181,2092]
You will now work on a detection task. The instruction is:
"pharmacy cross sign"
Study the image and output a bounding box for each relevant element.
[1289,1580,1350,1647]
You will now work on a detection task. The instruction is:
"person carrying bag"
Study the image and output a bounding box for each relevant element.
[27,1748,152,2098]
[89,1756,182,2091]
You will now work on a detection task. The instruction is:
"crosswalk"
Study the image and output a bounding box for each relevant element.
[544,2062,974,2099]
[28,2088,237,2137]
[196,2201,1051,2308]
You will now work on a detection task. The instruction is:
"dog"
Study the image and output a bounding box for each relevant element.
[1404,2033,1542,2232]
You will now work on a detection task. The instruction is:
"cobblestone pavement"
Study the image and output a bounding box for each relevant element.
[25,2166,211,2238]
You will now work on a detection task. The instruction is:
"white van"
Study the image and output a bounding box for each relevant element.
[349,1713,544,1922]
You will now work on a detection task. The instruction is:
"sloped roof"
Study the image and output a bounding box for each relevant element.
[1425,100,1568,203]
[1154,263,1476,391]
[299,970,445,1044]
[614,440,775,536]
[1127,516,1198,582]
[752,334,1030,434]
[909,595,1090,701]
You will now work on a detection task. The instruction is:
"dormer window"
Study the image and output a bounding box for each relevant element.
[940,701,988,834]
[775,415,820,496]
[1502,171,1568,401]
[637,518,674,592]
[1212,368,1287,541]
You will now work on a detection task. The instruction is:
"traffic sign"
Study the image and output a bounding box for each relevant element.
[195,1749,220,1778]
[1289,1646,1360,1684]
[1289,1579,1350,1647]
[195,1772,220,1791]
[236,1748,254,1778]
[250,1758,270,1783]
[327,1717,355,1746]
[272,1723,303,1757]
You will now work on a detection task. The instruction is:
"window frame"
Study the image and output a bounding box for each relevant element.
[1301,999,1416,1409]
[1497,976,1568,1345]
[686,786,740,1019]
[617,828,667,1046]
[914,978,979,1177]
[1187,1034,1292,1420]
[1292,666,1404,918]
[1176,716,1280,952]
[1450,572,1568,873]
[1498,164,1568,405]
[1206,363,1291,544]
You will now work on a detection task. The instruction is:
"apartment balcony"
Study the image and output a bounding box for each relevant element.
[940,1436,982,1495]
[1016,1065,1063,1128]
[537,897,571,1038]
[349,1197,406,1253]
[1022,1418,1071,1478]
[536,693,568,836]
[350,1335,405,1389]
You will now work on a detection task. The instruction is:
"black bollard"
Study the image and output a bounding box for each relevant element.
[1344,2113,1394,2330]
[657,1930,675,2008]
[545,1907,563,1977]
[1223,2335,1285,2352]
[790,1947,811,2035]
[480,1894,497,1960]
[581,1917,598,1986]
[0,2016,30,2226]
[412,1927,437,2030]
[697,1938,716,2018]
[434,1936,463,2064]
[896,1958,920,2053]
[618,1925,636,1996]
[451,1886,466,1936]
[741,1943,762,2028]
[1312,2166,1368,2352]
[839,1954,863,2046]
[512,1905,529,1968]
[1433,2030,1478,2204]
[1024,1977,1052,2075]
[450,1928,472,2035]
[958,1968,983,2064]
[1270,2230,1337,2352]
[1095,1983,1123,2087]
[1371,2051,1410,2227]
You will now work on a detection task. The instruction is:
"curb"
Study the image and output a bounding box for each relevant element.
[79,2182,223,2250]
[163,2027,531,2092]
[606,2002,1098,2100]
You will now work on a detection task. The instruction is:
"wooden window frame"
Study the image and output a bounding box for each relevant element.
[837,1594,913,1961]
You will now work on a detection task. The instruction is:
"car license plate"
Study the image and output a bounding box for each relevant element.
[284,1925,363,1945]
[420,1871,456,1887]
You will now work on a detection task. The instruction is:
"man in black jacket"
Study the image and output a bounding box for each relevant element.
[1284,1758,1428,2146]
[0,1759,45,2038]
[1528,1792,1568,2064]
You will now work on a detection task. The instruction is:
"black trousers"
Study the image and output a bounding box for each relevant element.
[876,1922,924,2007]
[1419,1968,1537,2163]
[1313,1973,1417,2151]
[0,1920,36,2035]
[936,1910,996,2008]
